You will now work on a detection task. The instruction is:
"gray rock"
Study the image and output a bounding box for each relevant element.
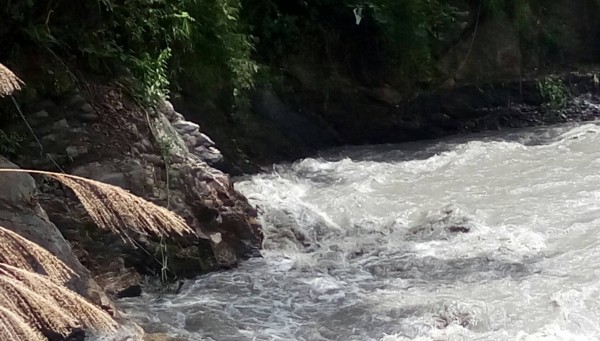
[53,119,70,130]
[196,133,216,147]
[127,122,140,135]
[66,145,89,159]
[33,110,49,118]
[140,139,153,151]
[98,173,128,189]
[80,113,100,122]
[73,159,147,191]
[141,154,164,165]
[132,142,148,154]
[192,145,208,155]
[68,94,86,106]
[193,146,223,165]
[81,103,94,113]
[42,134,58,143]
[154,114,188,155]
[16,97,263,300]
[171,112,185,122]
[183,135,197,149]
[94,260,142,299]
[157,100,175,117]
[72,162,112,178]
[173,121,200,134]
[145,332,187,341]
[158,101,186,123]
[0,158,35,203]
[127,166,148,193]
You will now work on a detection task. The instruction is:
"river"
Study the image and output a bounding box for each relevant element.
[119,121,600,341]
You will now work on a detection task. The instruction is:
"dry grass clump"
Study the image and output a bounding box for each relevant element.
[0,63,23,97]
[0,162,199,338]
[0,263,118,339]
[0,168,198,244]
[0,306,45,341]
[0,272,84,338]
[0,264,118,333]
[55,173,196,241]
[0,225,75,285]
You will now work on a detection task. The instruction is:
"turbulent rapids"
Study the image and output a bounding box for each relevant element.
[119,122,600,341]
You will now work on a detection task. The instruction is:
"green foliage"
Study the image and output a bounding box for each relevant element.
[157,133,178,162]
[242,0,458,84]
[538,76,570,109]
[0,130,24,156]
[131,48,173,102]
[181,0,258,109]
[1,0,257,105]
[366,0,455,77]
[242,0,566,88]
[242,1,302,64]
[482,0,538,31]
[0,0,589,108]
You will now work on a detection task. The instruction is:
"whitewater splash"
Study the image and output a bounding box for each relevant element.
[119,122,600,341]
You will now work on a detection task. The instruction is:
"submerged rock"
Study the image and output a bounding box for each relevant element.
[406,206,475,241]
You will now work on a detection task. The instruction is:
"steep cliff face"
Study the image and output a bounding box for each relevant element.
[6,86,263,294]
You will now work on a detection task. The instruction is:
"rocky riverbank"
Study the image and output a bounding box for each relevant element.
[0,85,264,339]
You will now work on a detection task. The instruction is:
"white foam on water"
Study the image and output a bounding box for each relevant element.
[118,121,600,340]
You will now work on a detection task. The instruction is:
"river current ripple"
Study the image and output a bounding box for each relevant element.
[119,122,600,341]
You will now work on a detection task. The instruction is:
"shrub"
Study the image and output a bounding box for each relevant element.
[538,76,570,109]
[1,0,256,105]
[0,130,23,156]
